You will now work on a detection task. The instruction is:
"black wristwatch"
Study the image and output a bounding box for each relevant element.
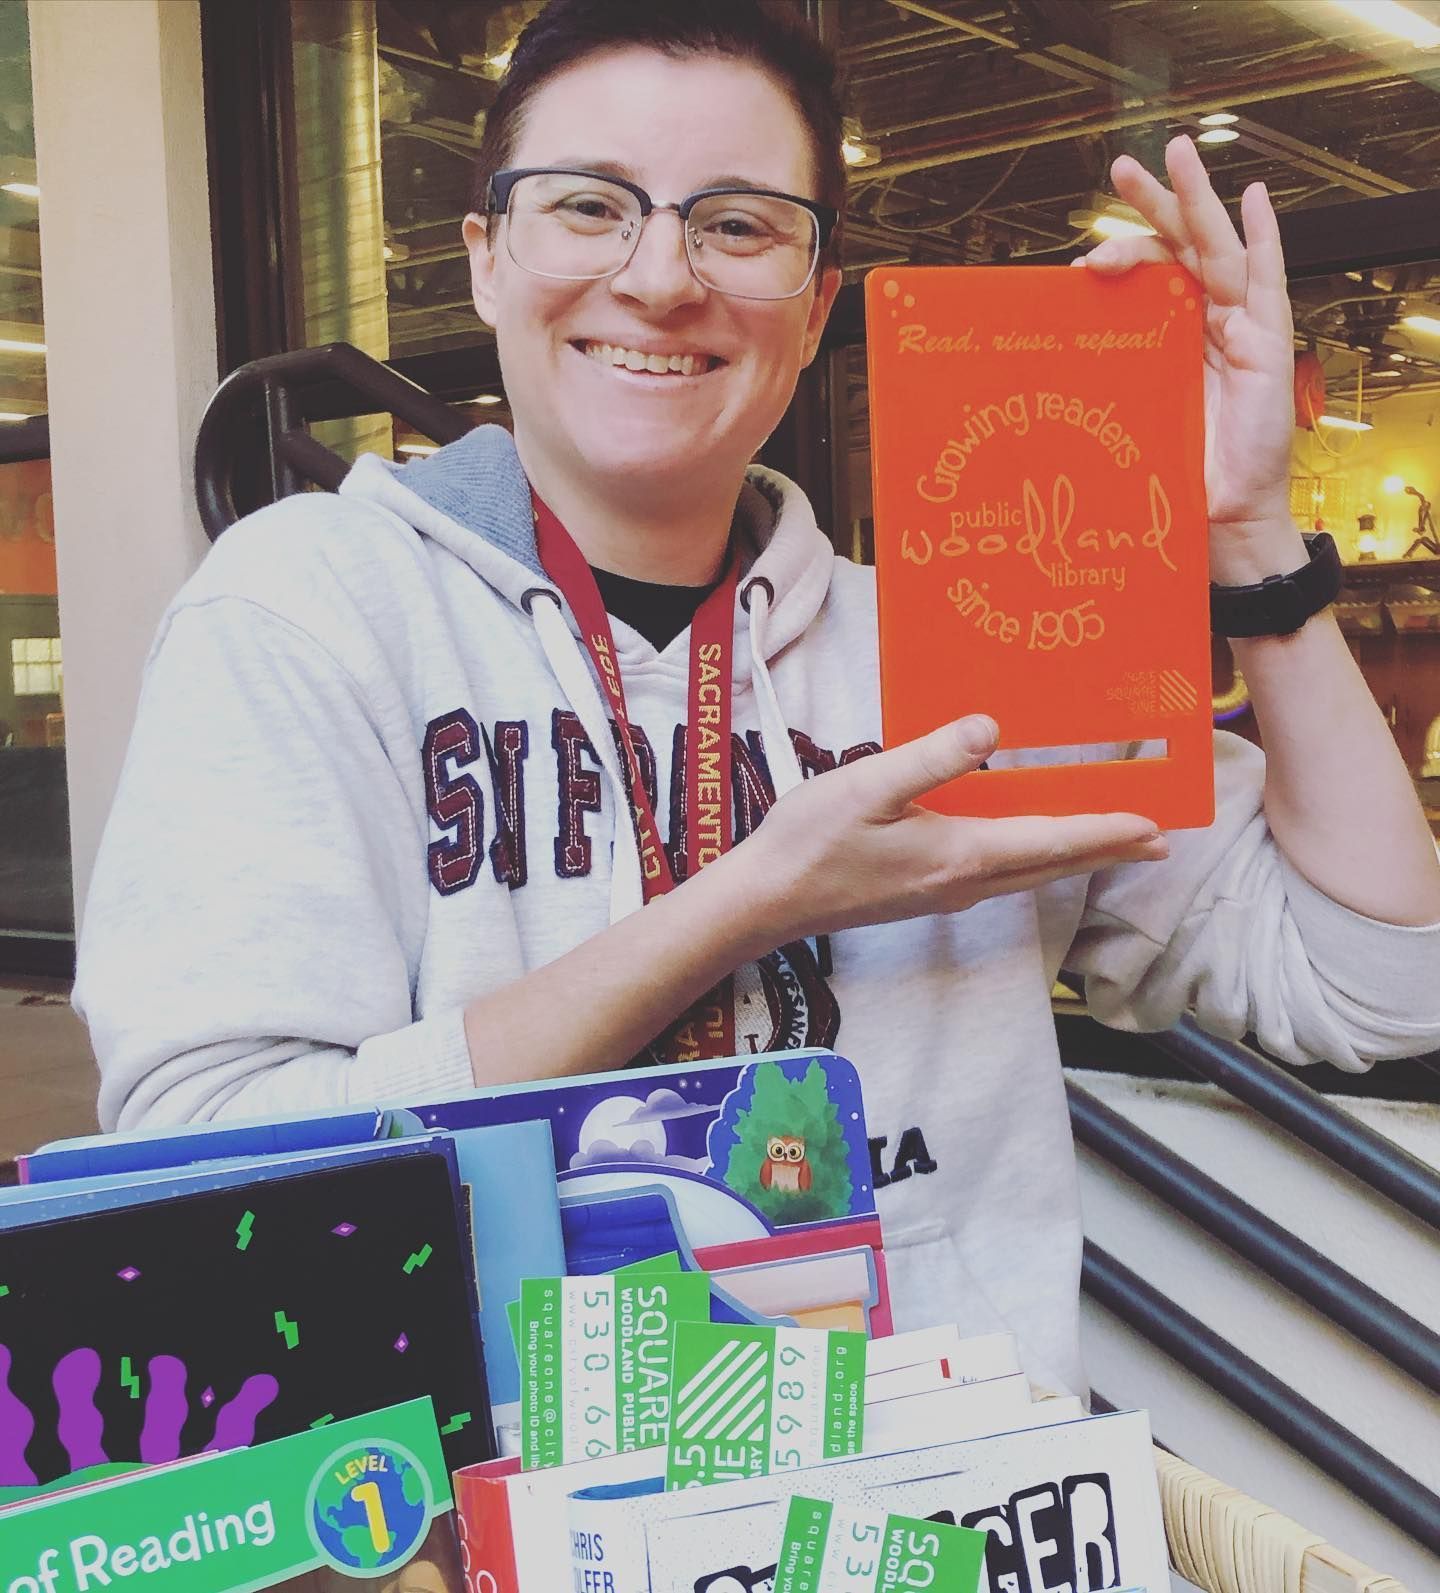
[1210,532,1343,638]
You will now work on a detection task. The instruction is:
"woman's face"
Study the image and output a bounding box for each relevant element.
[465,47,840,505]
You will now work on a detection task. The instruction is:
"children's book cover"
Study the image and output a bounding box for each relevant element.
[0,1399,466,1591]
[404,1051,891,1338]
[0,1150,492,1498]
[867,262,1213,827]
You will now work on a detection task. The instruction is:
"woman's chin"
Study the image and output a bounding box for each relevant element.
[572,432,734,500]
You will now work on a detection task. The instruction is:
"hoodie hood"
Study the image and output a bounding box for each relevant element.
[338,424,836,666]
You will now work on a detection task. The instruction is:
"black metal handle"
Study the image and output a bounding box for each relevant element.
[193,342,473,538]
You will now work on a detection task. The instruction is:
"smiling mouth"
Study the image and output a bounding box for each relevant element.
[575,340,724,376]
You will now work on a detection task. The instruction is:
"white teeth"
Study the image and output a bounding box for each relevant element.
[583,341,710,374]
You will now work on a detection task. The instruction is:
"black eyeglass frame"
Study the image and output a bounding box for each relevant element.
[486,166,839,297]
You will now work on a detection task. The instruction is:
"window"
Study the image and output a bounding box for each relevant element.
[10,635,60,700]
[0,0,69,959]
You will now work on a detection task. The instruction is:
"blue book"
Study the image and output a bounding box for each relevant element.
[0,1137,443,1228]
[426,1119,564,1410]
[21,1106,388,1184]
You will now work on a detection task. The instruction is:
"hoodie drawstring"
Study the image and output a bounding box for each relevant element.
[525,574,803,927]
[742,576,804,803]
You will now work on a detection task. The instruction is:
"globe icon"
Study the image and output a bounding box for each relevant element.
[309,1442,431,1572]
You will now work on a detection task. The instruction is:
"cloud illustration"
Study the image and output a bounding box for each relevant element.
[619,1088,717,1126]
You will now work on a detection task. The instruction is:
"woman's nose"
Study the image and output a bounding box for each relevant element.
[609,209,708,310]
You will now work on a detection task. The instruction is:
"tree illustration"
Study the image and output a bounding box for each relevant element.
[723,1060,853,1225]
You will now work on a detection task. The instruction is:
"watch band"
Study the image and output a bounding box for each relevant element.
[1210,532,1342,638]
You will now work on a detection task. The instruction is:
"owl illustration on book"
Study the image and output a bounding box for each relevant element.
[759,1134,812,1195]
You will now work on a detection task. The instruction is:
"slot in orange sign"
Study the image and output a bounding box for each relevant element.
[867,263,1214,829]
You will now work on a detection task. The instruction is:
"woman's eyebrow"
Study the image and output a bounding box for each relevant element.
[699,173,778,191]
[542,157,638,181]
[537,159,784,194]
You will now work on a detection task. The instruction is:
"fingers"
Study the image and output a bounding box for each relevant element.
[1238,180,1291,336]
[1074,235,1176,276]
[979,838,1170,902]
[1109,153,1185,244]
[1163,136,1248,307]
[852,715,999,816]
[1104,139,1251,309]
[966,811,1164,876]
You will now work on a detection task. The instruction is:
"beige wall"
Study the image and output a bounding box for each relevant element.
[30,0,217,923]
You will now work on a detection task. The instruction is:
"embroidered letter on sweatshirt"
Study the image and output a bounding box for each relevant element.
[552,709,603,878]
[486,719,529,889]
[423,709,484,895]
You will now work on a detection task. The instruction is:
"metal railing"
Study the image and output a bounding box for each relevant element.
[1064,1014,1440,1556]
[1082,1244,1440,1554]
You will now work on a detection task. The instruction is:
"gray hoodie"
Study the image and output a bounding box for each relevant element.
[74,426,1440,1395]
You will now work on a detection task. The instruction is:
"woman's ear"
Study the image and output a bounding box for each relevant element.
[800,264,843,369]
[463,212,498,329]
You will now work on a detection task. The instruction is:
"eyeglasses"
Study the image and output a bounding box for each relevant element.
[487,168,837,301]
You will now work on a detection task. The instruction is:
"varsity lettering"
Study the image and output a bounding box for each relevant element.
[422,709,483,895]
[789,728,836,778]
[421,715,866,891]
[552,709,603,878]
[731,730,777,840]
[665,723,689,881]
[487,719,529,888]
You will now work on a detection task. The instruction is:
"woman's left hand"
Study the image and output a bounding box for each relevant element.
[1078,135,1302,581]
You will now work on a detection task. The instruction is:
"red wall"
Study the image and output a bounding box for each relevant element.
[0,458,56,597]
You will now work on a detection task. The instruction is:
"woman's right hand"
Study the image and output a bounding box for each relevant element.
[738,714,1169,950]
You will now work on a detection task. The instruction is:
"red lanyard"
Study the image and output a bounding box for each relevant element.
[533,493,738,1060]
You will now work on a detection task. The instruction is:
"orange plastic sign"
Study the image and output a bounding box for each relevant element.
[866,263,1214,829]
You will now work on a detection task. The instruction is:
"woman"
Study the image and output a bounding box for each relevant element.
[76,0,1440,1396]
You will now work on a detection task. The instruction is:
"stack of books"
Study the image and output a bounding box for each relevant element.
[0,1048,1171,1592]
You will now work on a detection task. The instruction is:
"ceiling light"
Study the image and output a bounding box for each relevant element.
[488,47,513,71]
[1197,112,1238,126]
[397,442,439,456]
[0,411,31,422]
[1088,212,1157,239]
[842,137,880,168]
[1326,0,1440,49]
[0,337,45,354]
[1369,368,1403,377]
[1,182,38,200]
[1316,413,1372,432]
[1401,313,1440,335]
[1383,475,1406,492]
[1345,270,1365,281]
[473,393,504,406]
[1388,350,1410,361]
[1196,127,1241,145]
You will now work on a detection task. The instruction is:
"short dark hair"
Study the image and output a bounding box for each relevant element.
[470,0,845,248]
